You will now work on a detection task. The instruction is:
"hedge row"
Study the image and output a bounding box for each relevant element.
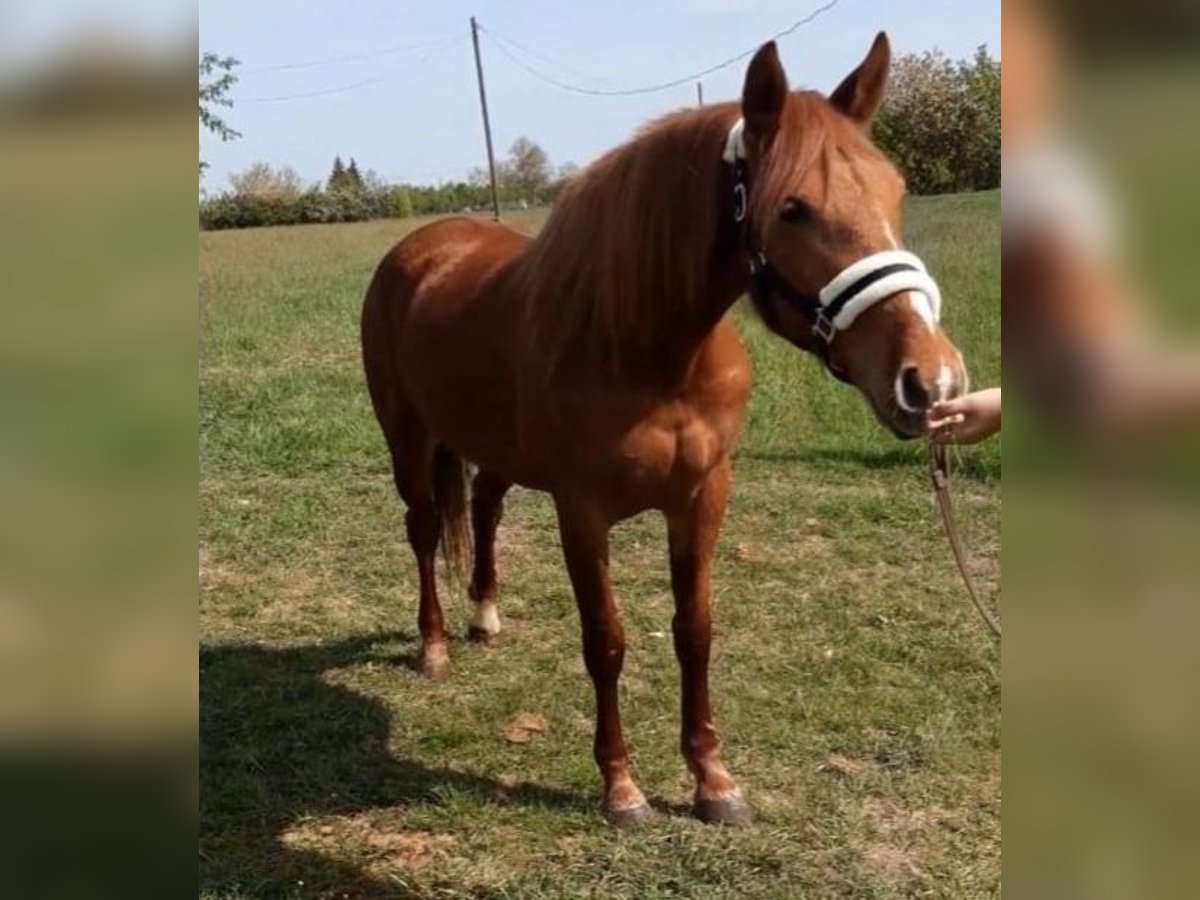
[199,184,556,231]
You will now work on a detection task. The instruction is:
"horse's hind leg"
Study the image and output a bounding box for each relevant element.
[467,471,509,642]
[468,470,510,645]
[388,421,450,680]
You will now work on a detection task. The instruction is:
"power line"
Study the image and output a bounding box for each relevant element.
[478,0,843,97]
[480,26,617,87]
[233,72,401,103]
[232,36,467,103]
[241,35,461,74]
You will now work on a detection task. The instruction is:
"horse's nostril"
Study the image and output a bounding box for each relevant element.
[898,365,930,413]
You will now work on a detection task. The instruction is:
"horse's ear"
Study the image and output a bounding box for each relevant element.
[829,31,890,126]
[742,41,788,142]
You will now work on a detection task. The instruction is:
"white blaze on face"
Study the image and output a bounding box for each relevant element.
[875,215,937,334]
[935,363,955,401]
[907,292,937,333]
[881,218,899,249]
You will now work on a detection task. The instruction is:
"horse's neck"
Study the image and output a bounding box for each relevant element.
[527,109,750,384]
[654,229,747,384]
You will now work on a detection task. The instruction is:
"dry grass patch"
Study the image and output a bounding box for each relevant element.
[281,812,458,877]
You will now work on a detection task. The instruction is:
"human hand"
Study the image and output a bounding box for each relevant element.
[927,388,1002,445]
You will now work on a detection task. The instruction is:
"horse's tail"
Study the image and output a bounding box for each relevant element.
[433,445,471,582]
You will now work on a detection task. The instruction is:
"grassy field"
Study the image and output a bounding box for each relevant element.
[200,192,1000,898]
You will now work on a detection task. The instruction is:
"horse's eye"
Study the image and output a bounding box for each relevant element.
[780,196,814,225]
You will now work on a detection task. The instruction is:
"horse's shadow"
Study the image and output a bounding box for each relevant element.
[200,632,590,898]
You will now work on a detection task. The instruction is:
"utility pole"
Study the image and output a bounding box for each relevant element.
[470,16,501,221]
[696,81,704,106]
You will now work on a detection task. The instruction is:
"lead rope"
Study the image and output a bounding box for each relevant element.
[929,442,1002,640]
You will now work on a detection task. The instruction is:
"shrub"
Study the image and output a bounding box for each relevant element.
[872,46,1000,195]
[388,187,414,219]
[229,162,304,202]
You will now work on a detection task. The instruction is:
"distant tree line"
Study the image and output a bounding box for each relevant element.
[199,137,577,231]
[871,46,1000,195]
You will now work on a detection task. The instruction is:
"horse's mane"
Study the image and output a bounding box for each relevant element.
[514,91,843,372]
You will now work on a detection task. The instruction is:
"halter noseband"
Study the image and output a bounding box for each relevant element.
[723,119,943,379]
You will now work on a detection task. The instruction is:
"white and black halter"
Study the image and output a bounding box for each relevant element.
[723,119,942,380]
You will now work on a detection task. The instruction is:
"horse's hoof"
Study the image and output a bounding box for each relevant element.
[418,659,450,680]
[604,802,658,829]
[417,645,450,680]
[694,795,755,826]
[467,626,497,647]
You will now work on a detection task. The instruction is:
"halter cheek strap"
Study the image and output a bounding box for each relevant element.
[723,118,942,377]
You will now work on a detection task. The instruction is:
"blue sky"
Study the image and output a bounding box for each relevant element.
[199,1,999,192]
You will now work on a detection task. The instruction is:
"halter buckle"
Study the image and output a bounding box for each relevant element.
[732,182,748,223]
[813,311,837,343]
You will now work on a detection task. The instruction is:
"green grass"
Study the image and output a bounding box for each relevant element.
[201,193,1000,898]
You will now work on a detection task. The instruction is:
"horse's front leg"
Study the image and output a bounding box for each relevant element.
[665,458,754,825]
[555,496,653,827]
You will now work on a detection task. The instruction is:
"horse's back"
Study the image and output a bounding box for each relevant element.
[365,216,528,316]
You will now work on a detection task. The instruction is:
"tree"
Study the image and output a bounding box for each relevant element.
[199,52,240,177]
[327,156,367,194]
[547,161,580,201]
[346,158,365,193]
[505,136,550,201]
[327,156,349,193]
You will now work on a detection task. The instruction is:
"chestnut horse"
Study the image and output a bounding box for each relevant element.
[362,34,966,826]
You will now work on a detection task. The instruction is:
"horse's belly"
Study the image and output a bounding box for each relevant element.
[403,357,535,484]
